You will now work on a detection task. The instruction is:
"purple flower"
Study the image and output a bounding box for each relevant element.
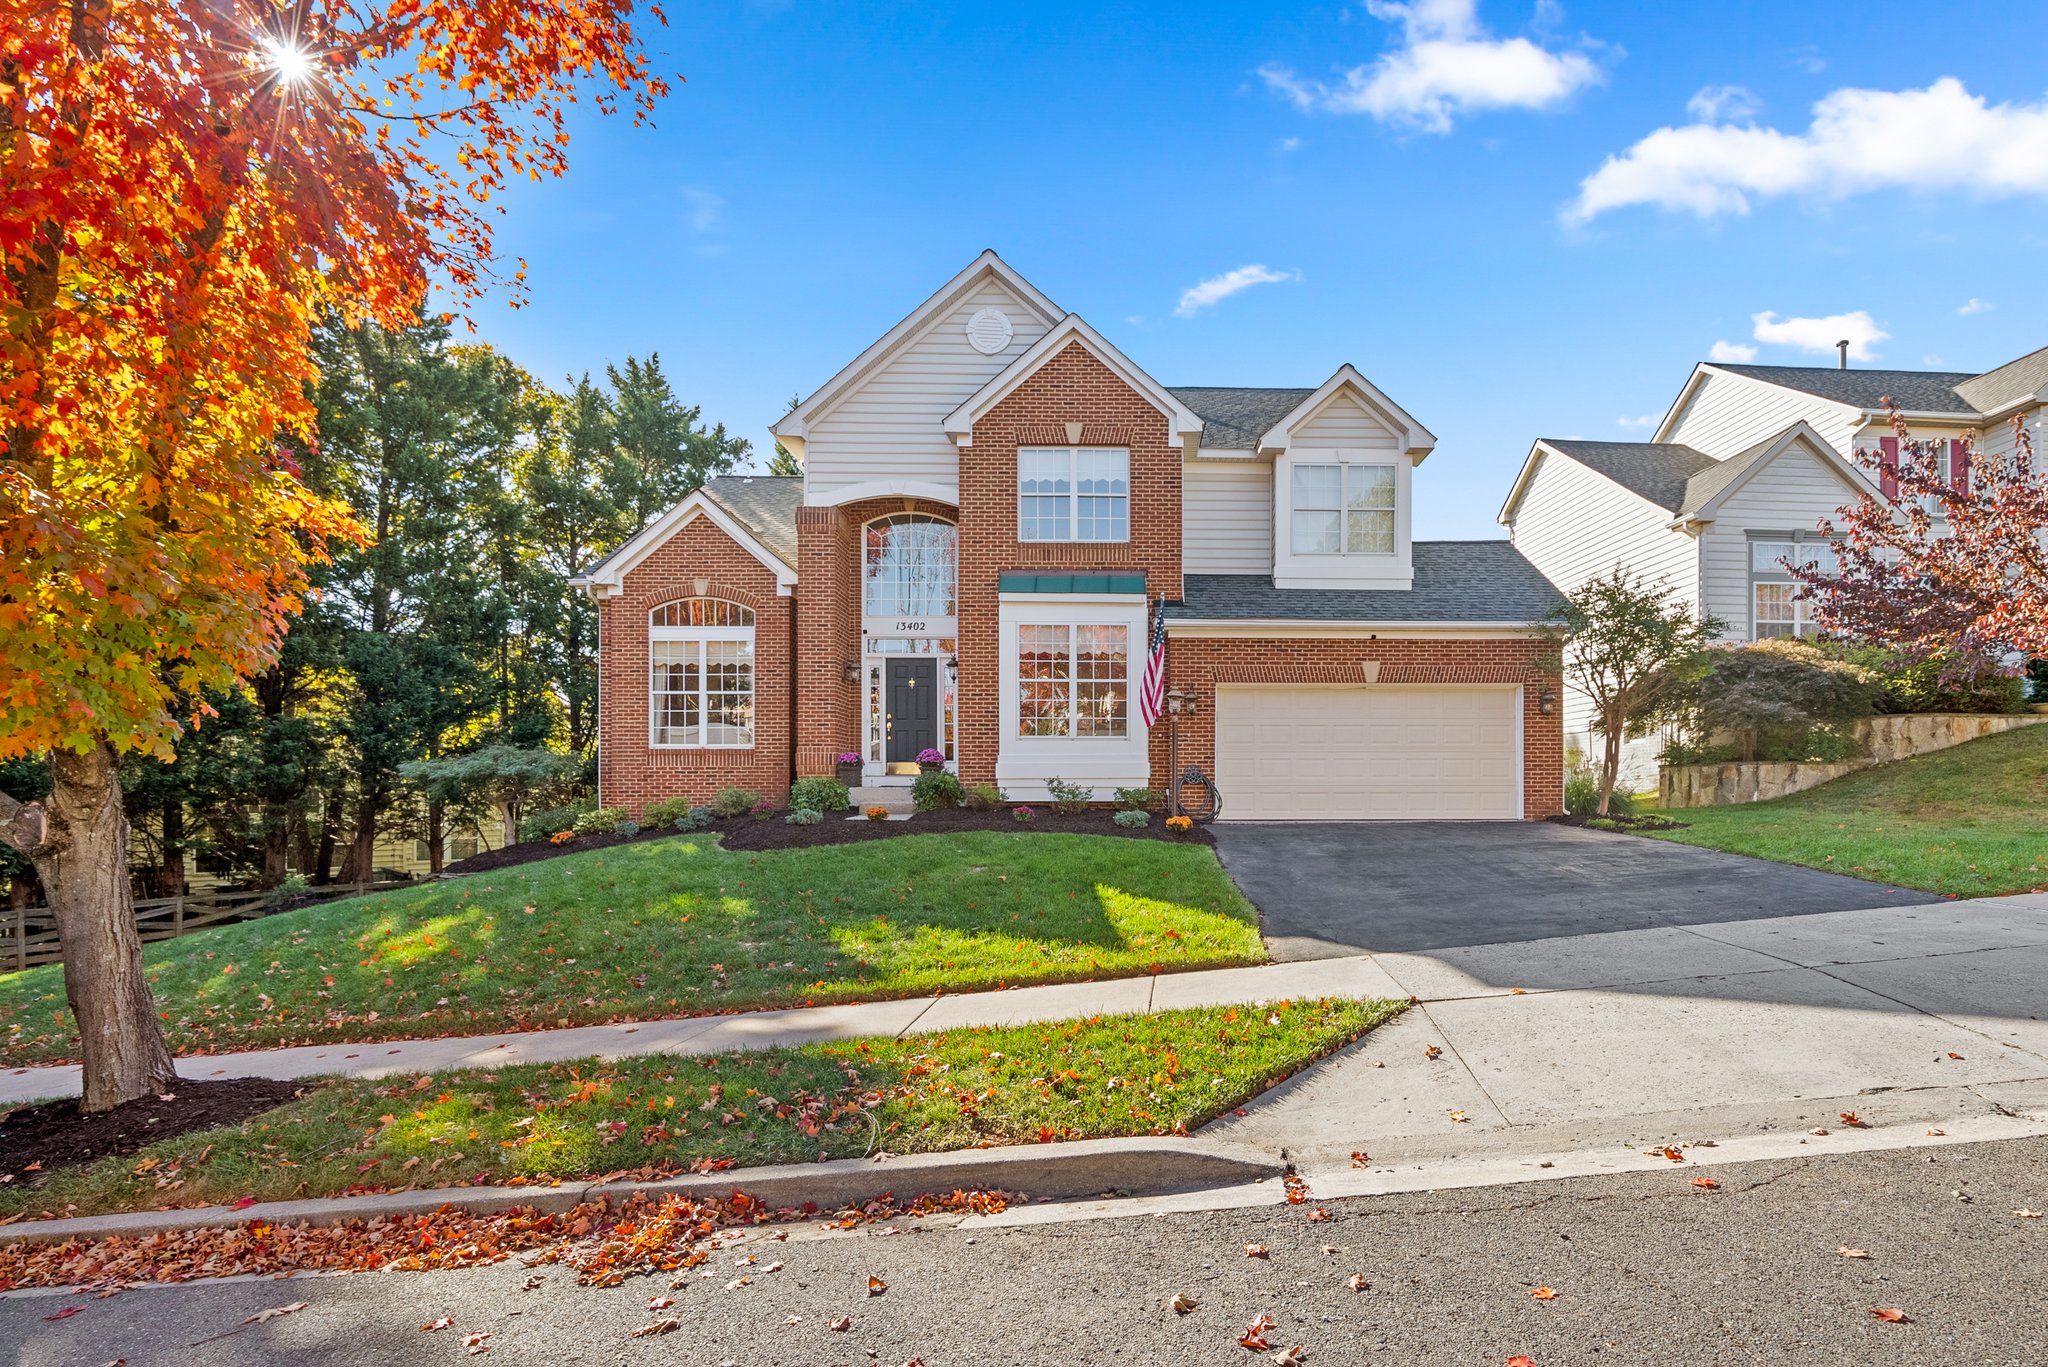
[915,748,947,765]
[837,752,862,764]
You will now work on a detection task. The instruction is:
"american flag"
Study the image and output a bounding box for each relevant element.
[1137,600,1168,728]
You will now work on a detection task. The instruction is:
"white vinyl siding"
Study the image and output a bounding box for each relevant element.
[1698,440,1865,639]
[1291,390,1400,449]
[1182,457,1274,573]
[1665,370,1861,459]
[803,279,1051,503]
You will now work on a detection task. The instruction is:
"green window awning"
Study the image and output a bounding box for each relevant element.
[997,571,1147,595]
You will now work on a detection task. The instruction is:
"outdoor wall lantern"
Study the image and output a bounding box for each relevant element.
[945,655,959,687]
[841,660,862,684]
[1538,687,1558,716]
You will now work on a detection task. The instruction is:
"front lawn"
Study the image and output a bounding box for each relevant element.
[1645,724,2048,896]
[0,997,1403,1219]
[0,832,1265,1065]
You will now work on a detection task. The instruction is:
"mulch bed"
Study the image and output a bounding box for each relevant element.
[442,805,1213,874]
[0,1078,310,1184]
[1546,812,1688,832]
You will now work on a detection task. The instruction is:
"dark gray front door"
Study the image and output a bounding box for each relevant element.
[885,659,939,766]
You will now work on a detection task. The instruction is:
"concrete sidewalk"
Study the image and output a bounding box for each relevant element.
[0,954,1407,1106]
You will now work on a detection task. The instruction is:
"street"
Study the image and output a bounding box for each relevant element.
[5,1135,2044,1366]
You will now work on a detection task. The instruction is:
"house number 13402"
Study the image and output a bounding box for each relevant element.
[892,620,927,633]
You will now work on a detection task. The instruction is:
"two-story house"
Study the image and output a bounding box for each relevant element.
[575,253,1564,821]
[1499,346,2048,778]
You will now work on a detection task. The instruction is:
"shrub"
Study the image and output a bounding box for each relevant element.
[1112,786,1161,812]
[911,768,965,812]
[915,747,947,766]
[1564,759,1636,818]
[1650,639,1880,763]
[1112,809,1151,829]
[1044,776,1091,814]
[750,799,776,819]
[640,796,694,828]
[519,799,594,843]
[790,777,851,813]
[710,786,763,818]
[1012,804,1036,824]
[616,820,641,838]
[785,807,824,826]
[863,805,892,822]
[963,782,1008,812]
[673,806,715,832]
[1825,645,2029,715]
[1164,814,1193,833]
[571,805,630,836]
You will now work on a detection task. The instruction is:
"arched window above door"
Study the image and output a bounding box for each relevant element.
[863,514,955,618]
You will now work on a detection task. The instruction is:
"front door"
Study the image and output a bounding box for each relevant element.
[885,658,939,771]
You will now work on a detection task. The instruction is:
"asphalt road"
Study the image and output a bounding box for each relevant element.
[5,1136,2045,1366]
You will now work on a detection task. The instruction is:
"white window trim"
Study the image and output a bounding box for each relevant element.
[1016,445,1130,544]
[860,513,958,621]
[996,593,1150,800]
[649,608,757,750]
[1289,460,1397,557]
[1272,448,1414,591]
[1013,623,1132,742]
[1746,532,1833,641]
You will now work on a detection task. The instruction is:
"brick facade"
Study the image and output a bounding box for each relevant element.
[596,516,794,814]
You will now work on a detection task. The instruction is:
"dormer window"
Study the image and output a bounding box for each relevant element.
[1291,462,1395,556]
[1019,447,1129,542]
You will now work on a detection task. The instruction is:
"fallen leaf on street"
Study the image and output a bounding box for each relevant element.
[1839,1111,1868,1128]
[1869,1307,1912,1323]
[1926,1128,1946,1137]
[868,1275,888,1296]
[647,1296,673,1310]
[1531,1286,1557,1300]
[1244,1243,1270,1259]
[1690,1177,1720,1190]
[1306,1208,1331,1222]
[829,1316,853,1331]
[1345,1273,1369,1292]
[1507,1358,1537,1367]
[423,1317,455,1331]
[43,1306,84,1321]
[1424,1045,1442,1060]
[1838,1247,1871,1259]
[1510,988,1527,995]
[1655,1146,1685,1163]
[1171,1293,1198,1314]
[2016,1209,2043,1219]
[521,1274,545,1291]
[243,1303,308,1325]
[724,1276,750,1290]
[1271,1346,1307,1366]
[764,1260,785,1273]
[785,1315,804,1325]
[1239,1313,1277,1350]
[1809,1128,1829,1136]
[1947,1052,1964,1060]
[1350,1151,1369,1168]
[630,1319,680,1338]
[461,1330,492,1354]
[1448,1109,1469,1124]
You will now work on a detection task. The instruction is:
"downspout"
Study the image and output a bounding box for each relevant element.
[788,590,799,794]
[592,597,603,805]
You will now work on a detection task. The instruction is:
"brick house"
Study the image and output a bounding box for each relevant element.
[574,253,1565,820]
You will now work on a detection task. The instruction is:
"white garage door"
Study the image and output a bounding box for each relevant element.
[1214,685,1520,821]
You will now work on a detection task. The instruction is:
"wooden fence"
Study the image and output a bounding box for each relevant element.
[0,879,417,972]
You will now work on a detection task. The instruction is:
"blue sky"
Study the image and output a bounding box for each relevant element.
[478,0,2048,541]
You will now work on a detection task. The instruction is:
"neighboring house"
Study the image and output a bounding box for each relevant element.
[1500,346,2048,779]
[575,252,1563,821]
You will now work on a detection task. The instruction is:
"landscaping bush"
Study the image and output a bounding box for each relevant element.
[1112,786,1161,812]
[1045,776,1091,814]
[616,820,641,838]
[963,782,1008,812]
[789,777,851,813]
[673,806,714,832]
[1650,639,1879,763]
[571,805,631,836]
[1564,759,1636,818]
[785,807,824,826]
[1824,644,2029,715]
[1012,804,1036,823]
[640,796,695,828]
[911,767,965,812]
[1112,809,1151,828]
[710,787,763,818]
[518,800,594,843]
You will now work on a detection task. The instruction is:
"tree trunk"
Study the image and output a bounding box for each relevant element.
[426,796,445,877]
[497,799,518,850]
[1597,713,1625,817]
[312,787,341,884]
[339,794,378,884]
[159,798,187,898]
[1,743,179,1112]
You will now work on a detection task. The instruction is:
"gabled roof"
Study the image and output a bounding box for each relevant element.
[571,475,801,597]
[943,314,1206,450]
[1529,440,1718,515]
[771,251,1062,449]
[1165,542,1560,625]
[1708,363,1981,415]
[1258,365,1437,462]
[1672,421,1874,524]
[1953,343,2048,417]
[1167,387,1315,450]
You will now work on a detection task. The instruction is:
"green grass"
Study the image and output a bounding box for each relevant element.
[1645,724,2048,896]
[0,832,1266,1065]
[0,997,1404,1219]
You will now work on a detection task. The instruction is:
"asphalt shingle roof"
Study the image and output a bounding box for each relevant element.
[1953,344,2048,417]
[700,474,802,567]
[1711,363,1981,416]
[1167,387,1314,449]
[1538,440,1718,513]
[1166,542,1561,624]
[1673,431,1782,518]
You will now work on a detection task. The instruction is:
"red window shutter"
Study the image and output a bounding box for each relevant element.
[1879,436,1899,500]
[1949,438,1970,496]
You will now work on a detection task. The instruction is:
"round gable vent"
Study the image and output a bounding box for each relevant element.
[965,307,1014,355]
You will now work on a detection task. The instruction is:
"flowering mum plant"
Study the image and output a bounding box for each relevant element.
[1012,805,1036,824]
[915,748,947,765]
[864,805,892,822]
[837,752,862,765]
[1165,815,1194,833]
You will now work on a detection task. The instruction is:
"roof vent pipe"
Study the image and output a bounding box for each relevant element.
[1837,339,1849,369]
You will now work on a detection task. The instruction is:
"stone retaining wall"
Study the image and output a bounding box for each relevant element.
[1659,713,2044,809]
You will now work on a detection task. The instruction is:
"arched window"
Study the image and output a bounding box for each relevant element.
[649,599,755,747]
[863,514,956,618]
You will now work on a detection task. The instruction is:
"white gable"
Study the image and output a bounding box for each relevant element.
[1291,391,1399,450]
[1656,365,1861,458]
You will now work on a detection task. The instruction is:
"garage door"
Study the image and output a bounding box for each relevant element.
[1214,685,1520,821]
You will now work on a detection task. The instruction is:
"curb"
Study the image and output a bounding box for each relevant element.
[0,1138,1279,1248]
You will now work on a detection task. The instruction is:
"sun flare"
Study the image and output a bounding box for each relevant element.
[259,36,316,87]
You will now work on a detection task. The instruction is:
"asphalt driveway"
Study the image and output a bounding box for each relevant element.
[1212,821,1926,960]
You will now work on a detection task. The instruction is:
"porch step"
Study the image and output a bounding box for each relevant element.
[847,786,916,815]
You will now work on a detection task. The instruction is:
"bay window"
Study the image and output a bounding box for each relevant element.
[1017,623,1128,737]
[649,598,755,746]
[1291,462,1395,555]
[1019,447,1129,542]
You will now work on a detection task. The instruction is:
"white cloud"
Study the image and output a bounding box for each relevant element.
[1751,309,1888,361]
[1957,296,1994,315]
[1616,413,1658,428]
[1685,84,1761,123]
[1708,340,1759,363]
[1174,265,1298,318]
[1278,135,1303,152]
[1568,78,2048,222]
[680,185,723,232]
[1258,0,1604,134]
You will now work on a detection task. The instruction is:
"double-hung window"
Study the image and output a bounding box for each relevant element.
[1017,624,1128,738]
[649,598,755,747]
[1749,536,1836,639]
[1018,447,1129,542]
[1291,462,1395,555]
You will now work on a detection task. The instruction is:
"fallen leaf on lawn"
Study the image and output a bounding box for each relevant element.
[243,1302,308,1325]
[1424,1044,1442,1060]
[1171,1293,1198,1314]
[1448,1109,1469,1124]
[230,1197,258,1211]
[1838,1246,1871,1260]
[1244,1243,1270,1259]
[1839,1111,1868,1129]
[647,1296,673,1310]
[1350,1151,1369,1168]
[829,1316,853,1332]
[1690,1177,1720,1190]
[630,1319,680,1338]
[1869,1307,1911,1323]
[1345,1273,1369,1292]
[43,1305,84,1321]
[1271,1347,1307,1366]
[1306,1208,1331,1222]
[423,1316,455,1331]
[1239,1313,1277,1350]
[2016,1209,2043,1219]
[1531,1286,1557,1300]
[868,1275,888,1296]
[1655,1146,1685,1163]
